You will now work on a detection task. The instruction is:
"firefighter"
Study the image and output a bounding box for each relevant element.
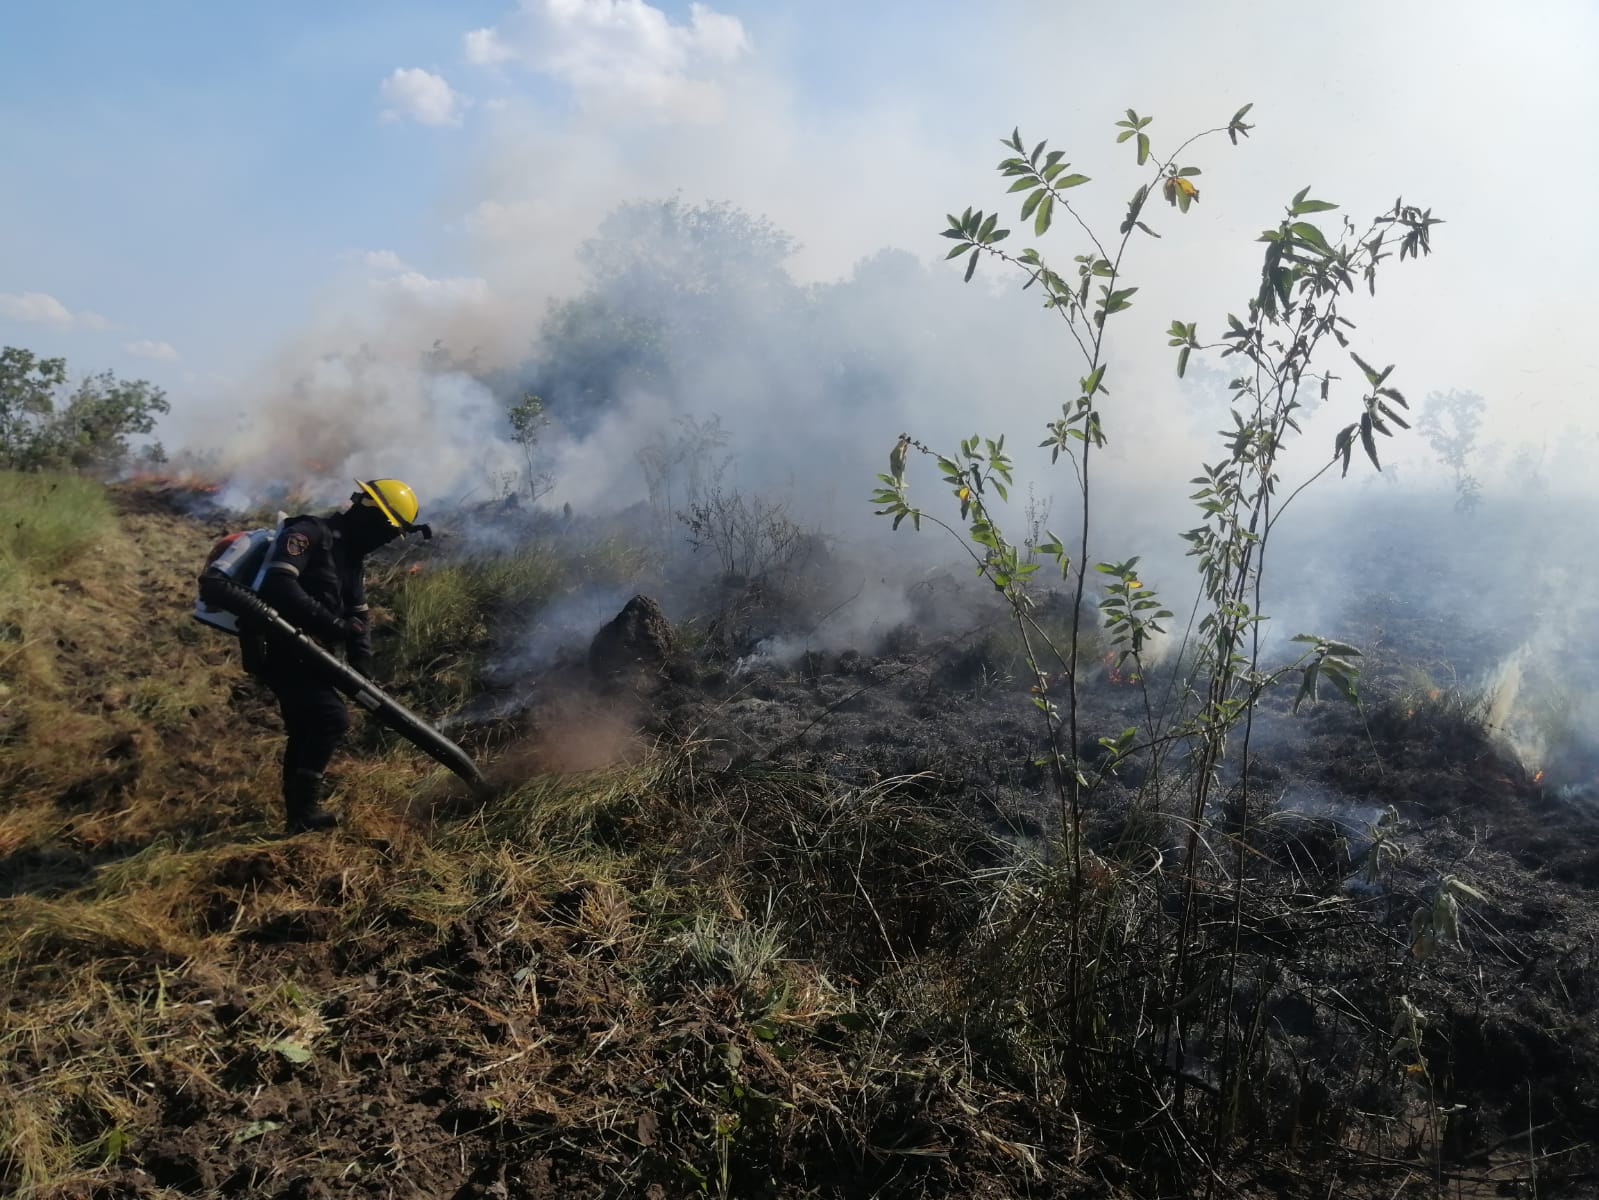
[256,478,422,833]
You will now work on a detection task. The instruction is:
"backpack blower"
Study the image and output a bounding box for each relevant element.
[196,524,491,798]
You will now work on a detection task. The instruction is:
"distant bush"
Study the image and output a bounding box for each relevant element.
[678,487,815,584]
[0,346,169,472]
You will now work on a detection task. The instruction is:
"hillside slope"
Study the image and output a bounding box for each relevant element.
[3,478,1598,1200]
[0,482,1044,1200]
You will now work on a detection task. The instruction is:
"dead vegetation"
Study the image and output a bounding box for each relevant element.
[3,477,1597,1199]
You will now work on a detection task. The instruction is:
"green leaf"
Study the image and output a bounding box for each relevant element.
[1294,662,1319,712]
[1035,194,1055,236]
[100,1127,130,1163]
[1291,198,1340,215]
[1444,877,1489,903]
[1101,286,1138,313]
[1177,346,1190,378]
[1020,187,1045,221]
[964,247,980,283]
[1335,423,1356,477]
[1350,351,1382,385]
[1378,401,1410,430]
[267,1038,313,1064]
[1360,415,1380,470]
[1323,666,1359,704]
[1136,132,1150,165]
[1228,102,1254,145]
[1058,173,1090,188]
[232,1119,283,1145]
[1289,222,1333,254]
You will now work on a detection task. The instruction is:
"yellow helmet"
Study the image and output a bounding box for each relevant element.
[355,478,420,529]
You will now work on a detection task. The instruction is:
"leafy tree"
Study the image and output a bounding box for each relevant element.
[530,296,670,431]
[1418,388,1485,511]
[506,392,552,503]
[524,199,801,431]
[579,197,797,304]
[0,347,169,472]
[636,413,730,542]
[0,347,68,464]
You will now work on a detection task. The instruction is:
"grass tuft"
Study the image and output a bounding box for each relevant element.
[0,471,113,581]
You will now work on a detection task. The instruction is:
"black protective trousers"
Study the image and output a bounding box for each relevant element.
[262,658,350,781]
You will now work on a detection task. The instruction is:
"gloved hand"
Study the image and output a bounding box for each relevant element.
[340,615,368,639]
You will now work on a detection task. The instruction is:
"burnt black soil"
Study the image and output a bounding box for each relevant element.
[631,583,1599,1194]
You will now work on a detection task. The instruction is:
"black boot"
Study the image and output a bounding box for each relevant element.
[284,768,339,834]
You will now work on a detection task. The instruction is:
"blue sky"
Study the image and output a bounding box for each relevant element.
[1,3,498,373]
[1,0,987,387]
[3,0,1597,478]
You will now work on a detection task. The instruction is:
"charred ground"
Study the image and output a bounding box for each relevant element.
[3,480,1596,1199]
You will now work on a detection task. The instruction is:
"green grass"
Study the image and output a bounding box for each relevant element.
[0,471,112,586]
[0,472,115,688]
[391,546,567,666]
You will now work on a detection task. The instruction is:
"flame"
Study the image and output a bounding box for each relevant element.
[1533,769,1545,784]
[1102,650,1141,685]
[124,470,223,494]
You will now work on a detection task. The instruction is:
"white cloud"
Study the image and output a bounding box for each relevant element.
[463,0,750,121]
[360,249,409,272]
[349,250,489,306]
[379,271,491,307]
[379,67,467,126]
[464,27,516,65]
[0,290,112,330]
[123,339,180,362]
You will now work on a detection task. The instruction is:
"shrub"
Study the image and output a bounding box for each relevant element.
[872,104,1449,1187]
[0,347,169,472]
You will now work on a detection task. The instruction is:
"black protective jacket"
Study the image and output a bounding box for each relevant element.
[257,515,373,675]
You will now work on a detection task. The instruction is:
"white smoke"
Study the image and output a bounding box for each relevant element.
[144,0,1599,695]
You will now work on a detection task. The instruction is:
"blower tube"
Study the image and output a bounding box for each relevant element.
[200,573,491,797]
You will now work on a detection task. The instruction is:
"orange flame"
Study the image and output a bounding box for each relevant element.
[124,471,223,494]
[1102,650,1141,685]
